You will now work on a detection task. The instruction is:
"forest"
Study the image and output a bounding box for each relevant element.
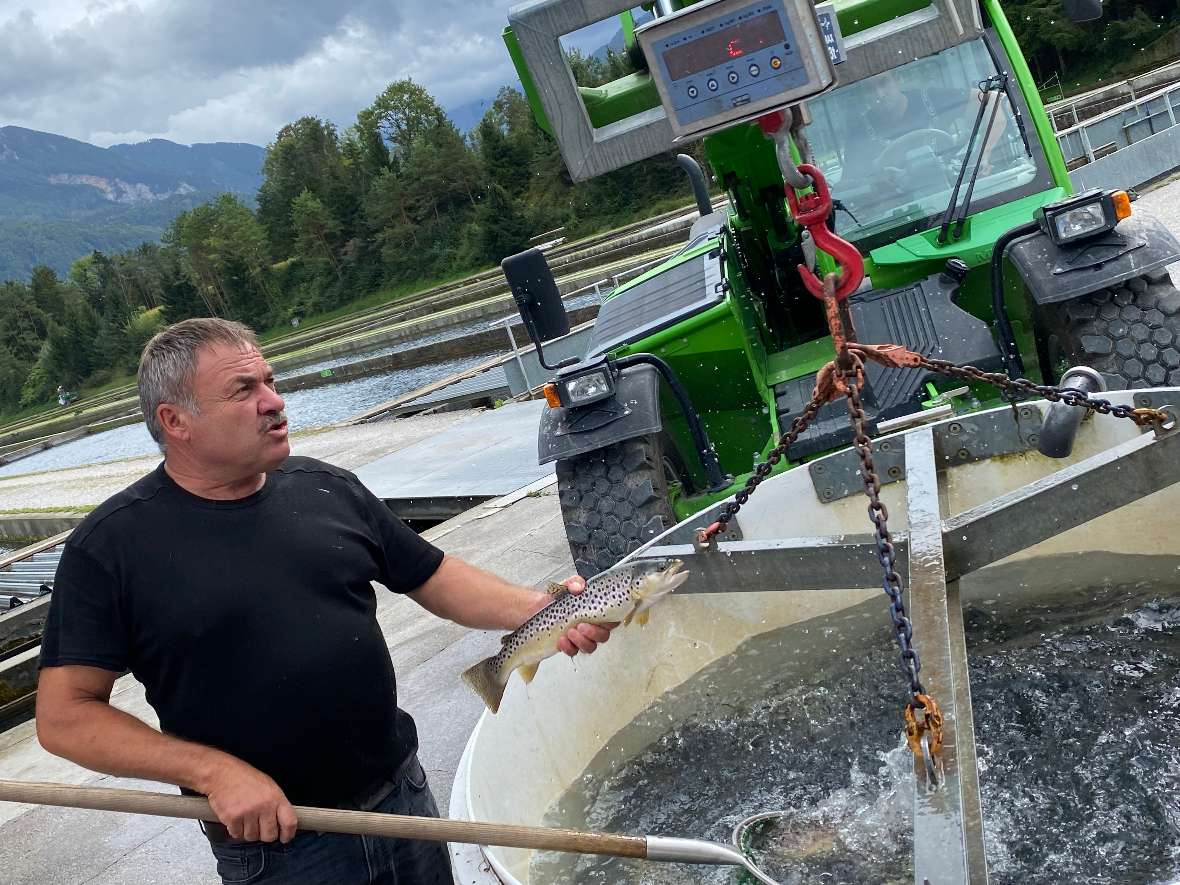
[0,1,1176,418]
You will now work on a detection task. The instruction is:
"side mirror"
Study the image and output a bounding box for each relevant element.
[501,248,574,371]
[1062,0,1102,22]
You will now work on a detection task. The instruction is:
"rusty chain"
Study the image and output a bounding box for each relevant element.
[840,349,928,705]
[917,357,1170,427]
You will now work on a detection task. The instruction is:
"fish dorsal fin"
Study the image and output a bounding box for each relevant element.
[519,662,540,684]
[499,633,513,646]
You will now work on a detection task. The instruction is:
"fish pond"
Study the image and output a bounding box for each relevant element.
[532,555,1180,884]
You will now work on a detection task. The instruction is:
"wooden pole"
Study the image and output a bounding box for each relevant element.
[0,779,648,858]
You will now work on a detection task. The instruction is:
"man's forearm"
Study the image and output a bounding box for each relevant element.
[409,555,548,630]
[37,696,230,795]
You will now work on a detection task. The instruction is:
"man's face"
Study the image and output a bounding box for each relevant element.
[868,72,903,109]
[182,342,289,475]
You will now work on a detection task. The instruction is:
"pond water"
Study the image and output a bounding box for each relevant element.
[0,422,159,478]
[0,353,491,478]
[532,559,1180,884]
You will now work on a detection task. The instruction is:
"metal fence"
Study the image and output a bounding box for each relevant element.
[1057,80,1180,167]
[1054,80,1180,190]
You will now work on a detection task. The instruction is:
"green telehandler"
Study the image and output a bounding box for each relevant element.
[499,0,1180,578]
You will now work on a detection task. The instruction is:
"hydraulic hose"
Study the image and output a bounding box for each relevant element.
[991,221,1039,378]
[615,353,729,491]
[676,154,713,219]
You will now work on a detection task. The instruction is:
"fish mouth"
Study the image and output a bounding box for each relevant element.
[662,559,685,577]
[660,559,689,591]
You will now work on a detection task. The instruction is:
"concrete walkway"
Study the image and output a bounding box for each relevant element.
[0,479,572,884]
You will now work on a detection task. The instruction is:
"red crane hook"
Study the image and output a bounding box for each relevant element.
[784,164,865,302]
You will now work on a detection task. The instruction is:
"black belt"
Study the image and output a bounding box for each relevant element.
[201,757,414,845]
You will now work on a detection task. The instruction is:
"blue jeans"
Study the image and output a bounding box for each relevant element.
[206,755,453,884]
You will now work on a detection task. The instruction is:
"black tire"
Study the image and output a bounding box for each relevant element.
[556,435,679,579]
[1044,271,1180,389]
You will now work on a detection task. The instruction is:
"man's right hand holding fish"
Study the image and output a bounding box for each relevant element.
[409,556,614,657]
[463,559,688,713]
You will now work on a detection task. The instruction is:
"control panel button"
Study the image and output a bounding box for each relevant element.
[687,85,699,99]
[707,78,719,91]
[748,63,760,77]
[770,56,782,70]
[727,70,740,85]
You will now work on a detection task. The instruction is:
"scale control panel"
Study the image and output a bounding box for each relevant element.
[638,0,834,138]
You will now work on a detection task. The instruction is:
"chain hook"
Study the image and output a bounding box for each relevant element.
[905,693,945,777]
[785,164,865,301]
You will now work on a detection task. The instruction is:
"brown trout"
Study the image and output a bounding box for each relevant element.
[462,559,688,713]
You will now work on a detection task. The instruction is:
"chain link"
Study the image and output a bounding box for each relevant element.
[919,357,1170,427]
[841,354,926,701]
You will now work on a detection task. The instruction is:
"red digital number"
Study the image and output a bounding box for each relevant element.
[727,39,744,57]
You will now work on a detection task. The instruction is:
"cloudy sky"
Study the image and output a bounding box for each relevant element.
[0,0,553,148]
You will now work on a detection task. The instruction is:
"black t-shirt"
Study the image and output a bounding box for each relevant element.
[39,456,444,807]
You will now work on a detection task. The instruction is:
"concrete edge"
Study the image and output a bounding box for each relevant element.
[0,516,86,542]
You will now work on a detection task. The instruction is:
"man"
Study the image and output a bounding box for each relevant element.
[36,318,613,884]
[861,68,1009,173]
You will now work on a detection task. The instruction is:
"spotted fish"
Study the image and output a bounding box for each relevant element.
[462,559,688,713]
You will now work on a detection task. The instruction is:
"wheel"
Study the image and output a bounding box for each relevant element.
[1043,271,1180,389]
[555,435,680,579]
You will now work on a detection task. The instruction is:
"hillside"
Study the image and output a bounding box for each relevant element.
[0,127,264,281]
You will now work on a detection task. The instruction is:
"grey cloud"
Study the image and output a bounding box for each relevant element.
[0,0,525,146]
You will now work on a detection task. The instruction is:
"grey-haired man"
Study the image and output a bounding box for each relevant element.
[36,317,612,884]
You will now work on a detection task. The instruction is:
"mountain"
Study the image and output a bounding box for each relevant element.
[0,126,265,282]
[447,97,496,134]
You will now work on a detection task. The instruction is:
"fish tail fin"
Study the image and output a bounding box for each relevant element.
[462,657,507,714]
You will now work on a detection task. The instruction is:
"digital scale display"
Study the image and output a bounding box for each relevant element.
[662,10,786,80]
[637,0,834,138]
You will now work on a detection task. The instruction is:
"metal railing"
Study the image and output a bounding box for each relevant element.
[1055,78,1180,169]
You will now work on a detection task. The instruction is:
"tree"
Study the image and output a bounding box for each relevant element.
[28,266,68,323]
[362,80,450,165]
[291,189,344,280]
[256,117,352,261]
[0,345,25,412]
[0,282,49,364]
[476,88,538,197]
[474,184,532,265]
[363,169,419,278]
[41,298,99,385]
[167,196,275,326]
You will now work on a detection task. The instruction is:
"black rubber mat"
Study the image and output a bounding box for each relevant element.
[774,272,1004,458]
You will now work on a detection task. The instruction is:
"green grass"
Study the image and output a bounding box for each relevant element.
[0,369,139,428]
[255,268,484,344]
[1049,49,1180,101]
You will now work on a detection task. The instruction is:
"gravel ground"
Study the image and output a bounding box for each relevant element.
[0,410,477,513]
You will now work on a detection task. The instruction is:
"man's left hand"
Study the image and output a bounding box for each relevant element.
[554,575,617,657]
